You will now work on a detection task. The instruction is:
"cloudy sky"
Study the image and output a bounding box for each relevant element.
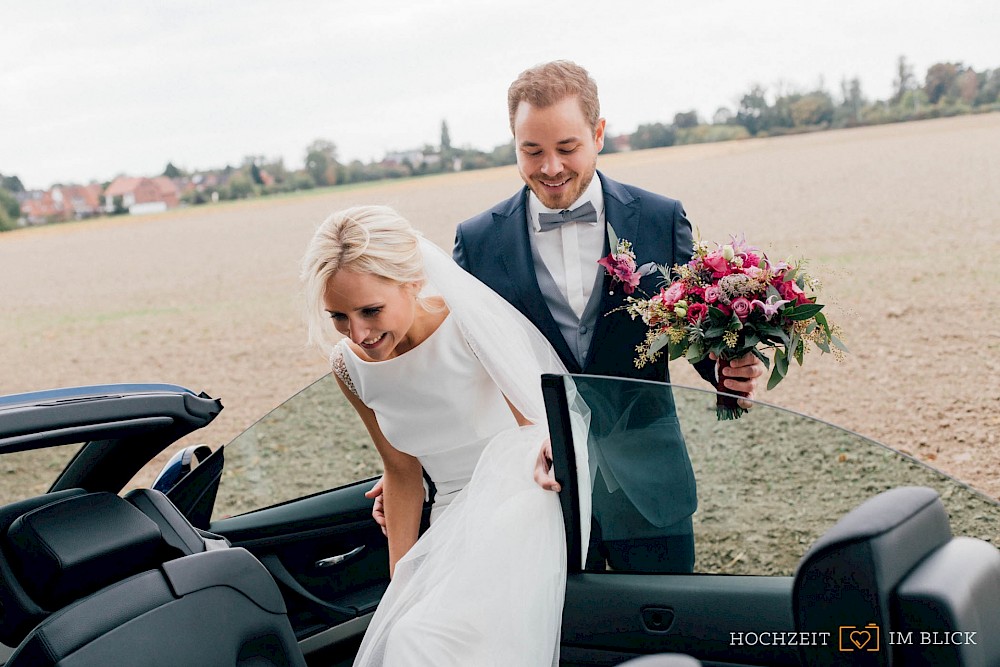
[2,0,997,189]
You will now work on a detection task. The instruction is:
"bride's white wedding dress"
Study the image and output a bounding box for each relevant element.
[336,311,566,666]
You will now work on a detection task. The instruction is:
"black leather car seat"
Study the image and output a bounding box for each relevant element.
[0,488,88,647]
[3,491,305,666]
[123,487,230,554]
[892,535,1000,665]
[793,485,1000,666]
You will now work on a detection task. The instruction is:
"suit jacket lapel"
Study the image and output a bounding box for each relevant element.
[490,188,582,372]
[584,173,641,370]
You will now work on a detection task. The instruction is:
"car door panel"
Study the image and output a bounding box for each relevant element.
[209,479,390,643]
[561,574,797,666]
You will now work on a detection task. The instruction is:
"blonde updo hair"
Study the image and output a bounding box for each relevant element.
[300,205,426,353]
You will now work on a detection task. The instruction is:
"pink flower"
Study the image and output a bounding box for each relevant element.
[661,282,686,307]
[742,252,761,268]
[598,253,641,294]
[751,294,791,320]
[704,285,721,303]
[687,302,708,324]
[731,297,752,321]
[715,302,732,316]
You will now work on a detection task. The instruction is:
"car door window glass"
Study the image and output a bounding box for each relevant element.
[555,375,1000,576]
[213,374,381,519]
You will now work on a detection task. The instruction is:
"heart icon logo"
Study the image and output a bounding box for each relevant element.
[850,631,871,649]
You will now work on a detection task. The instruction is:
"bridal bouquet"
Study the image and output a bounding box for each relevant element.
[600,228,847,420]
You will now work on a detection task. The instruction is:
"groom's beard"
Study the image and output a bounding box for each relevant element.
[526,158,598,210]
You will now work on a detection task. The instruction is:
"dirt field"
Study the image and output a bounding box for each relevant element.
[3,113,999,502]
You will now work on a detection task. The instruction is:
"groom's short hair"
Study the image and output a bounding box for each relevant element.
[507,60,601,133]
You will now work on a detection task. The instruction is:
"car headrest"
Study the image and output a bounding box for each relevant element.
[6,492,163,611]
[124,488,207,556]
[793,486,951,666]
[894,536,1000,665]
[0,489,87,646]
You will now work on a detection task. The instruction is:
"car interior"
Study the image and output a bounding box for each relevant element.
[1,381,999,666]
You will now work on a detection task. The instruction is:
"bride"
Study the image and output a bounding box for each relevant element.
[300,205,570,666]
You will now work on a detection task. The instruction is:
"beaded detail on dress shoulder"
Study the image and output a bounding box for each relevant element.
[330,342,359,397]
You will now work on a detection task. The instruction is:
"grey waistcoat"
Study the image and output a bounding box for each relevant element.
[528,234,605,368]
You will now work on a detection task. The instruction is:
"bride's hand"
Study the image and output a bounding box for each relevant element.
[533,439,561,493]
[365,477,387,536]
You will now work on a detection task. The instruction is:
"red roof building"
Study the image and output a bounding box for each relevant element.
[19,184,103,223]
[104,176,179,214]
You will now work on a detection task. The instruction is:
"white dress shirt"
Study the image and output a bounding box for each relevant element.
[527,177,606,318]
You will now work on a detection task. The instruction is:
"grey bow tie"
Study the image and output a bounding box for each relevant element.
[537,201,598,232]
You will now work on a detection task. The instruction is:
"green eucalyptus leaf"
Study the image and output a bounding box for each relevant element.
[751,347,771,369]
[814,311,832,337]
[831,335,849,352]
[767,365,785,390]
[649,334,669,355]
[785,303,824,321]
[704,325,726,338]
[775,347,789,377]
[708,305,728,320]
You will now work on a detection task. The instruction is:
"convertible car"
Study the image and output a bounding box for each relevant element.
[1,376,999,666]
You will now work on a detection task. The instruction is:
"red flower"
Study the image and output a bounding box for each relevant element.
[687,302,708,324]
[686,285,706,301]
[702,254,730,277]
[778,280,809,305]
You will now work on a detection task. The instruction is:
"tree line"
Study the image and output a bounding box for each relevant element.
[2,56,998,228]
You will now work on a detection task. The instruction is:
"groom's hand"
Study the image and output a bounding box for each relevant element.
[711,351,765,409]
[533,439,561,493]
[364,477,387,536]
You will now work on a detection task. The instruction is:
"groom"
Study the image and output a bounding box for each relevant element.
[452,60,764,572]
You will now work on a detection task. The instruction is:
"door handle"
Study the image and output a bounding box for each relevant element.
[315,545,365,568]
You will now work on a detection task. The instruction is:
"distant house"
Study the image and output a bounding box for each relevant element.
[104,176,179,215]
[382,150,441,169]
[610,134,632,152]
[19,191,60,224]
[151,176,180,206]
[53,184,103,218]
[18,184,102,224]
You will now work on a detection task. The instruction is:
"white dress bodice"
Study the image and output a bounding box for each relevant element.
[337,314,517,515]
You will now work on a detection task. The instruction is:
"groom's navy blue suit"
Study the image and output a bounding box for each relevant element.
[454,171,716,572]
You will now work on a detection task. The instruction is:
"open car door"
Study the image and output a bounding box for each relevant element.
[542,374,1000,667]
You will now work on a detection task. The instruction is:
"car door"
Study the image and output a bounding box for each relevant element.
[186,375,411,665]
[542,374,1000,667]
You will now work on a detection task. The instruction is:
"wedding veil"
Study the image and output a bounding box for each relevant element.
[417,237,567,423]
[417,237,592,567]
